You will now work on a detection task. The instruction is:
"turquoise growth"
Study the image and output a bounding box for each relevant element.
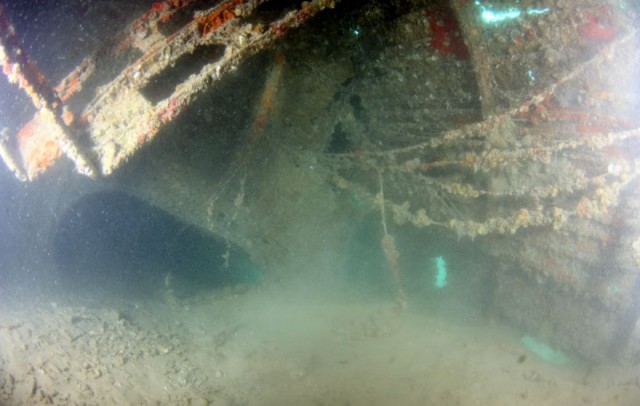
[521,335,570,365]
[474,0,550,24]
[434,256,448,288]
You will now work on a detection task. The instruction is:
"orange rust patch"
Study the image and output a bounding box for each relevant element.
[196,0,243,36]
[17,115,63,179]
[55,72,80,103]
[249,53,284,140]
[62,109,75,126]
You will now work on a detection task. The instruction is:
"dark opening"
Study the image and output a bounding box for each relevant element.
[140,44,226,104]
[53,191,262,299]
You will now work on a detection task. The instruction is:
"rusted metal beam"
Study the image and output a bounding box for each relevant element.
[85,0,338,175]
[0,4,97,179]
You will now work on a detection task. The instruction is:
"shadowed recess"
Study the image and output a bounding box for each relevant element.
[53,190,262,298]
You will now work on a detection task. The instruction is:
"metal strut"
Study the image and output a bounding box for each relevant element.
[0,4,97,179]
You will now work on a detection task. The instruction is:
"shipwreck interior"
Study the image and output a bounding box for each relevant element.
[2,0,640,370]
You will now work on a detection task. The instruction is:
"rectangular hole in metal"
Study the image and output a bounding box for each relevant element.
[140,44,226,104]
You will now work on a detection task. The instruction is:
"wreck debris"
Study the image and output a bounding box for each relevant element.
[327,1,640,298]
[0,0,339,179]
[0,4,97,179]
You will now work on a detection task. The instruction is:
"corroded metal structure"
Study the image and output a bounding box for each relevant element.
[324,0,640,362]
[2,0,640,364]
[0,0,337,180]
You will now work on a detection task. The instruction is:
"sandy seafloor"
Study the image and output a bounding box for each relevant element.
[1,276,640,406]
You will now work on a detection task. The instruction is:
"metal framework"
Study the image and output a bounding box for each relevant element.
[0,0,338,180]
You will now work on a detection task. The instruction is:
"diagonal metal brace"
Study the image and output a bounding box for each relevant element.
[0,4,97,179]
